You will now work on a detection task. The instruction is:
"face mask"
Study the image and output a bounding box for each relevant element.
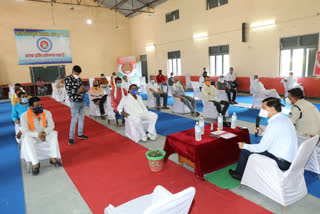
[219,78,224,82]
[73,74,79,80]
[151,80,155,84]
[205,81,211,86]
[116,83,122,88]
[20,97,28,104]
[124,79,128,82]
[93,85,99,87]
[289,74,293,78]
[285,97,292,105]
[254,79,259,82]
[259,109,269,118]
[131,89,137,96]
[33,106,43,114]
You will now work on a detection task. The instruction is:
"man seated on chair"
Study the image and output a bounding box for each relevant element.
[11,88,23,106]
[225,67,239,89]
[100,73,110,94]
[147,75,169,111]
[251,75,281,99]
[89,80,108,120]
[121,75,131,91]
[36,78,48,95]
[118,84,158,142]
[20,97,62,175]
[281,72,304,97]
[173,78,200,116]
[168,72,175,86]
[216,75,238,104]
[201,77,229,120]
[229,97,298,181]
[110,72,118,90]
[11,92,29,143]
[111,77,128,125]
[286,88,320,137]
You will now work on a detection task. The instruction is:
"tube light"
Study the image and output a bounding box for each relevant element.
[86,19,93,25]
[193,33,208,40]
[250,20,276,28]
[145,45,155,51]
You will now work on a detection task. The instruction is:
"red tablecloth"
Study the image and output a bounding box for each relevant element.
[164,123,251,179]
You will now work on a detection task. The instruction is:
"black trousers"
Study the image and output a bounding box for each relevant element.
[225,88,237,102]
[235,149,291,176]
[228,81,239,89]
[210,100,229,115]
[92,94,108,115]
[153,93,168,107]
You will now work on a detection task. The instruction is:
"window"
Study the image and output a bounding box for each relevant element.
[166,10,179,23]
[167,50,181,76]
[280,33,319,77]
[207,0,228,10]
[209,45,229,76]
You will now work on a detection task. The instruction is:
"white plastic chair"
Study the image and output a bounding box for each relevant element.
[147,93,163,108]
[104,185,196,214]
[185,74,193,89]
[89,78,95,88]
[51,83,57,99]
[140,77,147,93]
[298,136,320,175]
[106,96,116,123]
[202,100,228,119]
[241,135,319,208]
[172,97,191,114]
[217,90,229,102]
[8,84,15,99]
[191,82,201,100]
[89,98,108,117]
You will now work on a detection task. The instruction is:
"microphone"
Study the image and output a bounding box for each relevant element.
[255,117,260,137]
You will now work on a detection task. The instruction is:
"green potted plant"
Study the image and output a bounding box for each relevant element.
[145,150,166,172]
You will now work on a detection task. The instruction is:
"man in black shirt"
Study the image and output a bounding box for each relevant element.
[65,65,88,145]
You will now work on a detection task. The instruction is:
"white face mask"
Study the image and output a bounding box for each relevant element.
[151,80,155,84]
[285,97,292,105]
[219,78,224,82]
[73,74,79,80]
[289,74,293,78]
[259,109,269,118]
[254,79,259,82]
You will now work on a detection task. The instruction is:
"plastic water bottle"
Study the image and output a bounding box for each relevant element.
[195,122,201,141]
[211,123,213,131]
[218,113,223,130]
[231,112,237,129]
[199,116,205,134]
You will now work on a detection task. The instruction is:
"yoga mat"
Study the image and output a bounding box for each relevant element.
[305,170,320,198]
[41,97,271,214]
[0,101,25,214]
[204,163,240,189]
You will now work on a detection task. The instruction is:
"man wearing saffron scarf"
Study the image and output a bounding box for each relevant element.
[89,80,108,120]
[111,77,128,125]
[20,97,62,176]
[11,92,29,143]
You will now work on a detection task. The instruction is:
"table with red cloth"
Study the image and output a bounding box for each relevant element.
[164,123,251,179]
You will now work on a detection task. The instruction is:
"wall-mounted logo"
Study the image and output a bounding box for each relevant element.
[36,37,52,52]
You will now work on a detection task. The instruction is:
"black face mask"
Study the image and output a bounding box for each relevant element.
[93,85,99,87]
[33,106,43,114]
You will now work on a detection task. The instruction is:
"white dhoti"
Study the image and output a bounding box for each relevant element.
[21,131,61,165]
[15,123,22,144]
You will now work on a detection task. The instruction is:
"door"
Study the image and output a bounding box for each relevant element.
[140,55,148,83]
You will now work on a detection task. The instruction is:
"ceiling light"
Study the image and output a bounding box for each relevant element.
[86,19,93,25]
[193,33,208,40]
[145,45,155,51]
[250,20,276,28]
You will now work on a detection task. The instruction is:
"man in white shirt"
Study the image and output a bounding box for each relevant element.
[251,75,281,99]
[147,75,168,110]
[281,72,304,97]
[117,84,158,142]
[21,97,62,175]
[229,97,298,180]
[198,68,207,90]
[201,77,229,120]
[225,67,239,89]
[121,75,131,91]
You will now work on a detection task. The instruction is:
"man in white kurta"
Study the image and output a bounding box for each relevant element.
[280,72,304,97]
[20,97,62,175]
[121,75,131,91]
[251,75,280,99]
[117,84,158,142]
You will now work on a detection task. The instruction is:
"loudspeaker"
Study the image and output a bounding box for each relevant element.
[242,23,246,43]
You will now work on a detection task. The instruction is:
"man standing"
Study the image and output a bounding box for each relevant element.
[20,97,62,175]
[201,77,229,120]
[229,97,298,180]
[216,75,238,104]
[173,78,200,116]
[65,65,88,145]
[156,70,168,94]
[147,75,169,111]
[225,67,239,89]
[11,92,29,143]
[111,77,128,125]
[286,88,320,137]
[199,68,207,90]
[36,78,47,95]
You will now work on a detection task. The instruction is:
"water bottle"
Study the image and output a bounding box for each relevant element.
[195,122,201,141]
[231,112,237,129]
[218,113,223,130]
[199,116,205,134]
[211,123,213,131]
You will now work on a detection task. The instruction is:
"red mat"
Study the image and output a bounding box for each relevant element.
[42,97,271,214]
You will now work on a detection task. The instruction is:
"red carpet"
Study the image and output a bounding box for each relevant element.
[42,97,271,214]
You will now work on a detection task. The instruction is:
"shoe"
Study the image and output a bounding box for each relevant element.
[156,107,161,111]
[101,115,106,120]
[147,133,157,141]
[50,159,63,167]
[228,169,242,181]
[141,136,148,142]
[32,165,40,176]
[78,135,88,139]
[68,139,74,145]
[162,106,170,109]
[192,112,200,117]
[233,101,238,104]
